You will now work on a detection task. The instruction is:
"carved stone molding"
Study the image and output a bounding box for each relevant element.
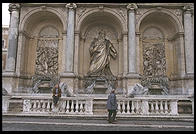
[175,9,182,16]
[117,7,127,22]
[8,3,20,12]
[40,5,47,10]
[76,7,86,18]
[66,3,77,9]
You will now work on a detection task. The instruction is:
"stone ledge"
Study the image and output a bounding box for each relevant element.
[3,113,194,122]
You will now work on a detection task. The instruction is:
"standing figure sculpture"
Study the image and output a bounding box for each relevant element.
[87,30,117,76]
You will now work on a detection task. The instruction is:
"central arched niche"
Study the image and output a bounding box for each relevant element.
[78,11,124,91]
[79,11,123,76]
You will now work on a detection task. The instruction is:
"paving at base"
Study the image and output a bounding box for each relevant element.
[2,116,194,131]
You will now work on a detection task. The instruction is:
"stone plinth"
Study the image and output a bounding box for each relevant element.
[93,79,108,94]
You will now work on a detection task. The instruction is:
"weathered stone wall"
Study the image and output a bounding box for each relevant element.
[2,3,194,96]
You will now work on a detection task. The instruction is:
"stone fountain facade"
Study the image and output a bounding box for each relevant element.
[2,3,194,116]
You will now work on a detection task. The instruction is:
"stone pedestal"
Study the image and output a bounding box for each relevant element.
[93,79,108,94]
[3,96,11,113]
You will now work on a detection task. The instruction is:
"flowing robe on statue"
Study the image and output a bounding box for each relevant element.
[88,38,117,76]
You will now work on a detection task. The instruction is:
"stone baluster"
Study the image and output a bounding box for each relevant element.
[131,101,135,114]
[65,3,77,73]
[160,100,164,114]
[78,101,81,113]
[42,101,46,112]
[164,101,169,114]
[28,100,32,112]
[5,3,20,72]
[66,100,70,113]
[70,100,74,113]
[136,100,139,114]
[150,102,154,114]
[117,101,121,114]
[37,100,41,112]
[33,100,37,112]
[46,100,50,112]
[127,100,130,114]
[122,100,125,114]
[75,99,79,113]
[155,101,159,114]
[80,101,84,113]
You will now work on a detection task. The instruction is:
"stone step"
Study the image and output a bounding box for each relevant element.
[93,109,108,115]
[93,105,106,109]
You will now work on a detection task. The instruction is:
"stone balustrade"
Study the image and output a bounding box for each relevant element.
[116,95,192,116]
[4,95,192,116]
[23,96,93,115]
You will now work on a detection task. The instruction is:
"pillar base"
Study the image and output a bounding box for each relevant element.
[126,73,141,79]
[60,72,76,78]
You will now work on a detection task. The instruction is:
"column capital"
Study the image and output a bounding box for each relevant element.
[66,3,77,9]
[8,3,20,12]
[127,3,138,12]
[183,4,194,14]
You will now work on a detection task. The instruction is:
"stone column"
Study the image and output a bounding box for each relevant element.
[5,3,20,72]
[74,31,80,75]
[127,3,139,78]
[65,3,77,74]
[183,5,194,74]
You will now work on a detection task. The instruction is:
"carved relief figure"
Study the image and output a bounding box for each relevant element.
[87,30,117,76]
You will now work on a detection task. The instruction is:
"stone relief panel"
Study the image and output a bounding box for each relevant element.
[35,26,59,75]
[140,27,168,95]
[142,27,166,77]
[142,42,166,76]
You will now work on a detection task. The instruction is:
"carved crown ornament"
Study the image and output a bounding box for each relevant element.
[127,3,138,11]
[66,3,77,9]
[183,4,194,14]
[8,3,20,12]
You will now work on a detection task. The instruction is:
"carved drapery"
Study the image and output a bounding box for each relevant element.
[35,26,59,75]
